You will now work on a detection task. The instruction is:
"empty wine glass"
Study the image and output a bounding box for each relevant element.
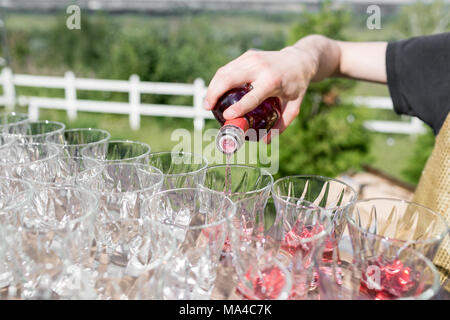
[84,216,177,300]
[48,128,110,157]
[315,235,441,300]
[81,140,151,166]
[3,120,65,144]
[21,156,101,187]
[143,187,236,300]
[77,163,164,276]
[147,151,208,189]
[3,185,98,299]
[0,142,61,180]
[346,198,449,262]
[0,178,34,290]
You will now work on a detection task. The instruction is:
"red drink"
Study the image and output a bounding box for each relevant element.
[281,222,327,259]
[237,265,286,300]
[213,84,281,154]
[359,258,417,300]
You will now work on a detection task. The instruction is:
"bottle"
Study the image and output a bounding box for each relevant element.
[212,84,281,154]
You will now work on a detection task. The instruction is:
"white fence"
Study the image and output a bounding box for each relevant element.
[0,67,425,134]
[0,67,213,131]
[351,96,425,134]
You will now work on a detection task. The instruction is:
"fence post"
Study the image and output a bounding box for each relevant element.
[2,68,15,110]
[193,78,205,131]
[411,117,426,134]
[129,74,141,131]
[28,98,39,121]
[65,71,77,121]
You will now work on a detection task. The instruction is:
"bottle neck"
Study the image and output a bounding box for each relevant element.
[216,118,248,154]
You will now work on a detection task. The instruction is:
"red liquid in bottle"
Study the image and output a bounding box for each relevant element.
[212,84,281,141]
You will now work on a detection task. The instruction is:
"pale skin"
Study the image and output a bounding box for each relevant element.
[203,34,388,143]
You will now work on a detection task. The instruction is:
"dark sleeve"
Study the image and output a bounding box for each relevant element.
[386,32,450,135]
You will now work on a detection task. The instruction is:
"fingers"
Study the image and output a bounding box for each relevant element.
[203,56,255,111]
[222,80,273,119]
[263,96,302,144]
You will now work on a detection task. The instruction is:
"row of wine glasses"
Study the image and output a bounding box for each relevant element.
[0,111,448,300]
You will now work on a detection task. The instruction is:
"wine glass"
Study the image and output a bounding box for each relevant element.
[143,187,236,300]
[48,128,110,157]
[315,235,441,300]
[147,151,208,189]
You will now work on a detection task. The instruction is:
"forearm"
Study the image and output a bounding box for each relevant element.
[289,35,388,84]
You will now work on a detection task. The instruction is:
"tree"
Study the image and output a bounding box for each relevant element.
[275,1,371,179]
[396,0,450,37]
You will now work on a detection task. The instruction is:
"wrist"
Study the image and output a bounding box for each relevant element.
[291,35,338,81]
[283,35,327,81]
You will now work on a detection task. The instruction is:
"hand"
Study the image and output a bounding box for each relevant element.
[204,40,321,143]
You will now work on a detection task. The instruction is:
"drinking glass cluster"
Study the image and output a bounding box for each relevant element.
[0,112,447,300]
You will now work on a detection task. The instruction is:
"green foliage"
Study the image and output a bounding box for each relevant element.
[402,129,435,185]
[395,0,450,37]
[287,1,350,43]
[277,2,369,178]
[278,105,370,178]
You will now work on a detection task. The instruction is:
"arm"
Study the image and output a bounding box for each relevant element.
[204,34,388,141]
[283,35,387,82]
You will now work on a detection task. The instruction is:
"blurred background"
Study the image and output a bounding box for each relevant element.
[0,0,448,197]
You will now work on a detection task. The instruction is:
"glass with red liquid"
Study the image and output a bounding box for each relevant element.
[346,198,448,263]
[199,165,273,259]
[315,236,441,300]
[270,197,332,299]
[272,175,358,249]
[231,233,292,300]
[212,84,281,154]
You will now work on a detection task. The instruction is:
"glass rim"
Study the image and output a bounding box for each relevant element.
[271,174,358,211]
[236,257,292,300]
[81,139,151,163]
[147,151,209,177]
[144,187,236,230]
[0,142,61,167]
[199,164,274,196]
[47,127,111,147]
[4,120,66,139]
[0,112,29,128]
[235,198,333,244]
[20,156,102,187]
[25,185,99,229]
[346,197,449,247]
[77,162,164,195]
[0,177,34,213]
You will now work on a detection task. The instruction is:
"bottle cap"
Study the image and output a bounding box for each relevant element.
[224,118,249,133]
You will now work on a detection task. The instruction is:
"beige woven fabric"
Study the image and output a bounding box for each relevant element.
[412,113,450,284]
